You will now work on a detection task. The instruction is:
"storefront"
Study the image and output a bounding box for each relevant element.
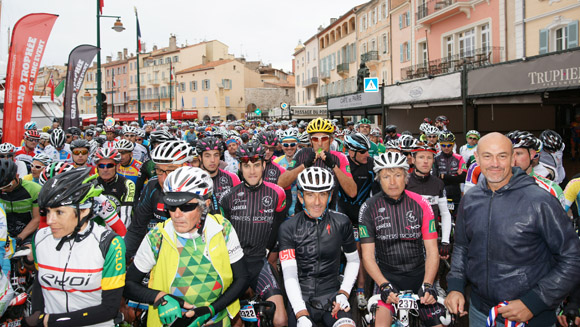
[81,110,198,125]
[328,92,383,127]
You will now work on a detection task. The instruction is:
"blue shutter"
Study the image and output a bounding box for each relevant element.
[568,21,579,48]
[346,46,350,65]
[400,44,404,62]
[204,97,209,107]
[337,51,341,65]
[406,11,410,27]
[225,96,230,107]
[399,15,402,29]
[407,41,411,61]
[192,98,196,108]
[539,29,549,54]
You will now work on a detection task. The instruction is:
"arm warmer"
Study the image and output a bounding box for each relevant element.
[437,197,452,244]
[123,263,161,304]
[281,258,307,314]
[267,210,285,252]
[340,251,360,295]
[210,258,249,314]
[31,276,44,314]
[47,287,123,326]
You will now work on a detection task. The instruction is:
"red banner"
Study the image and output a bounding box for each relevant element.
[2,13,58,145]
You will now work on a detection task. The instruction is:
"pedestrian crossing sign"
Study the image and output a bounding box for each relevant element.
[364,77,379,93]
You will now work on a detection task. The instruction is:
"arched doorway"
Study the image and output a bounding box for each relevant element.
[247,103,257,112]
[226,114,237,121]
[203,115,211,121]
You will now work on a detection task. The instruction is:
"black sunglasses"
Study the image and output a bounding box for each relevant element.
[240,155,262,164]
[167,203,199,213]
[98,163,116,169]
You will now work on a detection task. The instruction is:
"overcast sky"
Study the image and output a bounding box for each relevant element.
[0,0,361,76]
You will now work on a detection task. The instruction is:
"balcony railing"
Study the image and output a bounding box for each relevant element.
[400,46,503,81]
[337,63,349,74]
[304,77,319,87]
[361,51,379,63]
[315,96,327,104]
[416,0,471,22]
[320,71,330,79]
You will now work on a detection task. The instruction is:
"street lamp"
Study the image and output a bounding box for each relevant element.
[96,0,124,125]
[82,90,93,101]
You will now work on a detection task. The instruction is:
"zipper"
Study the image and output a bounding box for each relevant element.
[486,192,494,299]
[314,217,322,297]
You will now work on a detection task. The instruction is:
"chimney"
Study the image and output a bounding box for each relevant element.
[117,51,122,60]
[123,48,128,59]
[106,56,112,63]
[330,18,337,24]
[169,35,177,51]
[318,25,324,32]
[153,45,158,51]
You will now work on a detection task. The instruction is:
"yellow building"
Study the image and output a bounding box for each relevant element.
[294,35,320,106]
[357,0,391,83]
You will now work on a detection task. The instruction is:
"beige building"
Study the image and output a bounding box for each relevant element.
[357,0,391,83]
[511,0,579,59]
[318,8,360,101]
[102,50,130,115]
[79,64,97,115]
[294,35,320,106]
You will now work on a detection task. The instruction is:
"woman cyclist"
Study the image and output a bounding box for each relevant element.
[28,167,126,326]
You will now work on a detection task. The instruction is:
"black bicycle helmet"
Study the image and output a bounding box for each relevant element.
[70,139,90,150]
[438,132,456,143]
[38,167,101,208]
[150,130,177,144]
[49,128,66,148]
[257,131,279,146]
[196,137,224,154]
[344,133,371,152]
[0,159,17,188]
[540,130,563,152]
[506,130,536,149]
[385,125,397,133]
[236,141,265,159]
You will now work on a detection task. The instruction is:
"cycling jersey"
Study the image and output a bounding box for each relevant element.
[459,144,477,164]
[288,148,352,210]
[219,182,286,261]
[117,157,142,184]
[433,152,466,199]
[337,156,378,226]
[133,143,149,163]
[274,154,299,216]
[564,177,580,214]
[14,147,36,169]
[135,159,156,197]
[125,177,169,259]
[97,174,136,228]
[0,179,41,237]
[32,222,126,327]
[278,209,357,298]
[102,140,117,149]
[530,169,565,208]
[359,190,437,275]
[211,168,241,202]
[406,171,452,244]
[43,144,72,163]
[464,162,481,194]
[369,141,379,157]
[263,160,286,184]
[540,150,565,184]
[0,204,10,275]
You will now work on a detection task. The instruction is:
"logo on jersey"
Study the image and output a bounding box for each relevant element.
[429,219,436,233]
[262,196,273,207]
[268,169,276,177]
[358,225,369,238]
[219,176,229,185]
[237,192,245,197]
[156,203,165,211]
[378,207,386,213]
[279,249,296,262]
[346,165,351,173]
[405,211,417,223]
[289,160,296,168]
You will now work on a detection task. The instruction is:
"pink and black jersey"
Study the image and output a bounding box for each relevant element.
[433,152,467,198]
[212,168,241,202]
[358,190,437,275]
[219,181,286,259]
[263,160,286,185]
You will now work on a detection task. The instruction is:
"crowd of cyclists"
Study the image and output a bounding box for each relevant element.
[0,114,578,327]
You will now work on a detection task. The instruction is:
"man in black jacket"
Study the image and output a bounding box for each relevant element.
[445,132,580,327]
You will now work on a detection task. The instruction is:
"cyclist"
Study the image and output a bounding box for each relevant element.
[224,136,241,175]
[29,167,126,326]
[406,142,452,258]
[0,143,29,178]
[433,132,466,218]
[424,125,440,151]
[434,115,449,132]
[384,124,400,142]
[278,118,356,212]
[336,133,378,309]
[357,118,379,156]
[298,132,310,149]
[507,130,565,208]
[124,126,148,163]
[196,137,240,203]
[115,139,143,185]
[257,131,287,184]
[23,153,52,184]
[399,136,418,172]
[274,129,301,216]
[539,129,565,185]
[124,166,248,327]
[14,129,41,171]
[0,159,41,245]
[37,132,50,154]
[103,126,118,148]
[279,167,359,327]
[459,130,480,165]
[219,142,288,327]
[135,130,177,197]
[44,128,72,163]
[370,128,386,154]
[95,147,136,228]
[359,152,443,327]
[125,140,192,259]
[70,139,96,174]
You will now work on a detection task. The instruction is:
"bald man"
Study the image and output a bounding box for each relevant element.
[445,133,580,327]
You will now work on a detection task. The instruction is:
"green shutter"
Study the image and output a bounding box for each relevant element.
[539,29,549,54]
[568,21,579,49]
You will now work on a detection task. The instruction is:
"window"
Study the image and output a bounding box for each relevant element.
[382,33,388,54]
[202,79,210,90]
[556,27,567,51]
[481,24,490,53]
[382,1,387,19]
[540,20,578,54]
[222,79,232,89]
[297,77,300,87]
[459,28,475,57]
[189,81,194,91]
[192,98,196,108]
[225,96,230,107]
[123,66,127,74]
[371,38,376,51]
[130,76,133,84]
[371,9,376,26]
[400,42,410,62]
[363,14,367,30]
[419,42,427,64]
[173,56,179,63]
[307,88,311,100]
[399,12,410,29]
[179,83,185,92]
[307,51,310,63]
[204,96,209,107]
[445,36,454,59]
[161,86,167,97]
[165,57,171,64]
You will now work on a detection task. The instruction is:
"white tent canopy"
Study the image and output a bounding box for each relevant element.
[0,95,63,128]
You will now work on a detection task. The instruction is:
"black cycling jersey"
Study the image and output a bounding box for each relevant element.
[135,159,156,197]
[433,152,466,199]
[278,210,356,298]
[97,174,136,227]
[358,190,437,275]
[406,171,446,219]
[0,179,40,237]
[124,177,169,259]
[263,160,285,184]
[211,168,240,202]
[337,155,379,226]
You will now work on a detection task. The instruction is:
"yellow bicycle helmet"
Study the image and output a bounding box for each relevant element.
[306,118,335,134]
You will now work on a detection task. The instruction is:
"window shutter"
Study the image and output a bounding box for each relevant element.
[225,96,230,107]
[407,41,411,61]
[204,96,209,107]
[400,44,404,62]
[378,6,382,21]
[346,46,350,64]
[568,20,579,49]
[539,29,549,54]
[375,9,378,24]
[360,18,363,31]
[192,98,196,108]
[406,11,410,27]
[399,15,403,29]
[337,51,341,65]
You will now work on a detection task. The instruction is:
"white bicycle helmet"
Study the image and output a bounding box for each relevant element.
[95,147,121,163]
[419,123,431,133]
[24,121,37,130]
[298,132,310,144]
[151,140,192,165]
[123,126,139,136]
[115,139,135,152]
[0,143,15,154]
[297,167,334,192]
[281,129,299,141]
[424,125,440,137]
[40,132,50,140]
[50,128,66,148]
[32,153,52,166]
[373,152,410,173]
[163,166,213,200]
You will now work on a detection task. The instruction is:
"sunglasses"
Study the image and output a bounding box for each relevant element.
[264,146,276,152]
[240,155,262,164]
[167,202,199,213]
[98,163,116,169]
[311,135,330,143]
[357,150,368,154]
[468,137,479,140]
[125,134,136,137]
[403,151,412,156]
[428,135,438,138]
[66,135,73,138]
[282,143,297,148]
[440,143,453,148]
[136,138,143,142]
[0,154,14,159]
[26,138,39,142]
[155,167,176,175]
[72,149,89,155]
[31,164,45,170]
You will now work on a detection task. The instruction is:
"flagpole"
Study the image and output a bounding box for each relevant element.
[135,7,142,127]
[111,67,115,118]
[96,0,103,125]
[169,60,173,112]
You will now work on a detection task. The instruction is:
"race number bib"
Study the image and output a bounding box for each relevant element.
[240,304,258,322]
[398,298,418,311]
[447,202,455,211]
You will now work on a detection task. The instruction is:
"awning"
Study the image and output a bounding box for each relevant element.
[468,49,580,97]
[328,92,382,112]
[383,72,461,105]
